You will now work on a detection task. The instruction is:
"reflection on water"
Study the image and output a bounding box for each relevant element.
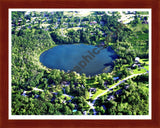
[40,44,117,76]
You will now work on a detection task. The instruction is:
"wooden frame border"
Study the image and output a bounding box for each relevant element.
[0,0,160,128]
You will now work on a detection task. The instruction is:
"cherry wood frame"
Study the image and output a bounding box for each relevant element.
[0,0,160,128]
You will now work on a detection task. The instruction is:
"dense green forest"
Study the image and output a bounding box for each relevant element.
[11,11,149,115]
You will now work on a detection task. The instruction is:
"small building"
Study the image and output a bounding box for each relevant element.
[22,91,27,96]
[138,64,141,67]
[90,21,97,25]
[61,81,70,86]
[83,111,87,115]
[99,42,105,46]
[124,85,130,89]
[113,77,119,81]
[34,94,39,98]
[72,109,77,112]
[18,18,22,22]
[132,63,137,68]
[88,88,97,93]
[104,81,108,88]
[135,57,140,63]
[142,21,148,24]
[107,95,115,101]
[26,20,30,23]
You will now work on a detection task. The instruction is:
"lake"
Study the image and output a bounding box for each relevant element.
[40,44,117,76]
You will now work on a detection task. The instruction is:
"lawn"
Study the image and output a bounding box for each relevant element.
[140,59,149,65]
[144,65,149,71]
[132,68,146,74]
[139,58,149,70]
[61,94,72,101]
[91,79,122,100]
[63,27,83,34]
[91,88,105,100]
[91,65,148,100]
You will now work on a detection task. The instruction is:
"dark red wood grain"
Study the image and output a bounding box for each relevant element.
[0,0,160,128]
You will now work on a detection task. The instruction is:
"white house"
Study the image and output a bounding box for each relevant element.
[135,57,140,63]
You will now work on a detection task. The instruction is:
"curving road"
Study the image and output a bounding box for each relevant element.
[87,71,148,115]
[23,69,148,115]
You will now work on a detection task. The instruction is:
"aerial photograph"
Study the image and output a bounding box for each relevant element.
[10,9,150,117]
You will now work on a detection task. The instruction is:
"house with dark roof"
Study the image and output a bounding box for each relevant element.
[90,21,97,25]
[107,95,115,101]
[88,88,97,93]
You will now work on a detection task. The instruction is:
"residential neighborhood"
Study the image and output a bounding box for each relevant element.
[11,10,150,116]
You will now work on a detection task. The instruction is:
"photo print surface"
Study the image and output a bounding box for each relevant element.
[9,8,151,119]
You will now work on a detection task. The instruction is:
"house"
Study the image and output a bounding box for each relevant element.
[135,57,140,63]
[22,91,27,96]
[26,20,30,23]
[99,42,105,46]
[73,109,77,112]
[34,94,40,98]
[52,92,58,95]
[61,81,70,86]
[138,64,141,67]
[81,85,85,88]
[63,23,68,25]
[63,100,66,104]
[124,85,130,89]
[90,21,97,25]
[83,111,87,115]
[18,18,22,22]
[142,21,148,24]
[142,17,148,24]
[113,77,119,81]
[104,81,108,87]
[25,11,30,16]
[132,57,141,68]
[107,95,115,101]
[88,88,97,93]
[132,63,137,68]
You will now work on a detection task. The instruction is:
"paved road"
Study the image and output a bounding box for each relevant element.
[24,70,148,115]
[87,71,148,115]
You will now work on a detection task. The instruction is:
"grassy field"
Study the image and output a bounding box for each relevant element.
[140,59,149,64]
[140,58,149,70]
[144,65,149,70]
[91,89,105,100]
[132,68,146,74]
[62,27,83,34]
[61,94,72,101]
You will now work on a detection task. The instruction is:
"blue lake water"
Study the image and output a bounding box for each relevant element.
[40,44,117,76]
